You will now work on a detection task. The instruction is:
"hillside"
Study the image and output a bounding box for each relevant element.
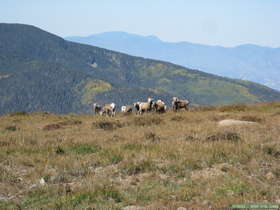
[66,32,280,90]
[1,103,280,209]
[1,24,280,114]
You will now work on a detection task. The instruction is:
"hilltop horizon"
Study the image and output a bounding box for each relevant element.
[66,31,280,49]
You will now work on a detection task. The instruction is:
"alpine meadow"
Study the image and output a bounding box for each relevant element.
[1,103,280,209]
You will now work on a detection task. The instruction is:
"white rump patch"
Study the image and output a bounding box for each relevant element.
[90,62,98,68]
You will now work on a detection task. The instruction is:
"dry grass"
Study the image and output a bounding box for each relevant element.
[0,103,280,209]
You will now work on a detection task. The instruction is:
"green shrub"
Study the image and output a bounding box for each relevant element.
[94,120,124,130]
[70,144,101,155]
[206,131,241,142]
[5,126,17,131]
[121,160,155,175]
[55,146,65,155]
[122,143,144,151]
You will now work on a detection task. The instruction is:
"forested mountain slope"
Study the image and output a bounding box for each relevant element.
[1,24,280,114]
[66,32,280,90]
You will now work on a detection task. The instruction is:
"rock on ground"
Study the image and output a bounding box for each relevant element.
[122,206,145,210]
[218,119,258,127]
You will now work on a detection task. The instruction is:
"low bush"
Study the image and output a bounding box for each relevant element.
[121,160,156,175]
[55,146,65,155]
[206,131,241,142]
[93,120,124,130]
[170,115,184,121]
[133,116,162,126]
[5,126,17,131]
[240,115,263,122]
[58,119,82,126]
[218,104,248,112]
[263,146,280,158]
[43,123,62,131]
[70,144,101,155]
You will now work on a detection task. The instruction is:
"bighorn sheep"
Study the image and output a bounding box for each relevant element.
[152,99,167,113]
[121,105,133,113]
[133,102,141,114]
[172,97,189,111]
[110,103,116,117]
[101,103,116,117]
[93,103,102,115]
[137,97,154,115]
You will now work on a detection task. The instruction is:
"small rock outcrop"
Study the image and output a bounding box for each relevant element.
[122,206,145,210]
[177,207,187,210]
[218,119,258,127]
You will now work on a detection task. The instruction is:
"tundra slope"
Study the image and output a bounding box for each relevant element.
[1,23,280,115]
[1,102,280,209]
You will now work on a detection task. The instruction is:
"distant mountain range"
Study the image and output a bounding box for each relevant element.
[0,24,280,114]
[66,32,280,90]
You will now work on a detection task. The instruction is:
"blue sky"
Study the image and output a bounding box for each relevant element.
[1,0,280,47]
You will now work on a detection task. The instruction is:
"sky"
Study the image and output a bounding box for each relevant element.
[1,0,280,47]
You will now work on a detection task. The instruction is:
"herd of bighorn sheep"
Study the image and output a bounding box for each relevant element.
[93,97,189,117]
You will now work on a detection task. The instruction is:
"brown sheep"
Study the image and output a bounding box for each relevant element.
[133,102,141,114]
[101,103,116,117]
[172,97,189,111]
[121,105,133,113]
[137,97,154,115]
[152,100,167,113]
[93,103,102,115]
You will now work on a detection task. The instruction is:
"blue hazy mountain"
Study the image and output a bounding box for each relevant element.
[66,32,280,90]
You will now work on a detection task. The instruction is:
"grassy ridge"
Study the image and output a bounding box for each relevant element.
[1,102,280,209]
